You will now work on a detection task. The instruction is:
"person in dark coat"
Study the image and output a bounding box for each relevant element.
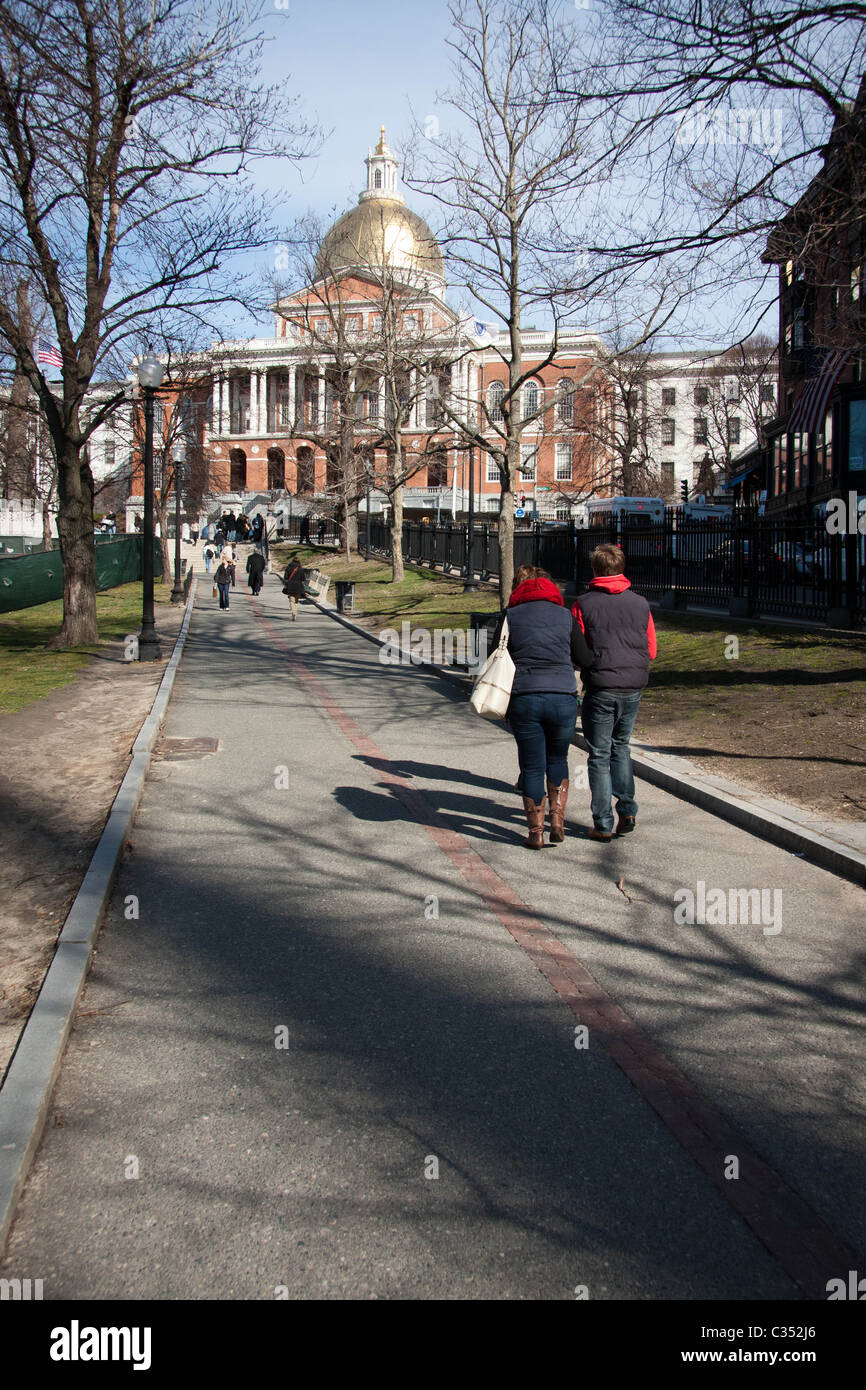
[316,518,326,544]
[246,549,266,595]
[299,513,311,544]
[214,560,232,610]
[502,566,596,849]
[281,553,306,620]
[571,544,657,841]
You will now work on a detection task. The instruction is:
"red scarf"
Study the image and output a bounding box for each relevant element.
[508,577,564,608]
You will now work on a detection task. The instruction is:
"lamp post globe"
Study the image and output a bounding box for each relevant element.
[135,353,166,660]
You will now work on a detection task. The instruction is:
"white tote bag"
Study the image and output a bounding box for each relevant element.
[470,616,515,719]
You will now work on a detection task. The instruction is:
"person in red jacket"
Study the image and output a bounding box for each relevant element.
[572,544,657,841]
[503,566,596,848]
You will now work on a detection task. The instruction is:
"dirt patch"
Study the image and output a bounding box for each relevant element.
[0,607,186,1078]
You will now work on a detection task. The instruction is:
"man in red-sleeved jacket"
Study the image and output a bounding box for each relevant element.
[572,544,657,841]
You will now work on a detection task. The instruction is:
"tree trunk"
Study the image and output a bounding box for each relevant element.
[46,439,98,648]
[155,497,172,587]
[390,483,405,582]
[498,493,515,599]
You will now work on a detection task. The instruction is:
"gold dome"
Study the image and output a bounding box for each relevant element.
[316,197,445,283]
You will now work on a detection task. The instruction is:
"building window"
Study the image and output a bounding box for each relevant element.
[772,436,787,496]
[374,170,382,189]
[403,314,418,333]
[726,382,740,402]
[487,381,505,424]
[728,417,741,445]
[662,387,676,408]
[519,443,536,479]
[370,314,382,332]
[554,442,572,481]
[851,260,862,303]
[661,418,676,447]
[486,495,500,512]
[523,381,539,420]
[661,461,675,497]
[557,379,574,425]
[760,383,775,402]
[487,455,502,483]
[694,386,709,406]
[555,506,571,521]
[694,416,708,444]
[792,431,807,488]
[817,410,833,478]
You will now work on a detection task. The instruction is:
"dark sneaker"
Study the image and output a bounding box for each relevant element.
[588,827,614,842]
[616,816,636,836]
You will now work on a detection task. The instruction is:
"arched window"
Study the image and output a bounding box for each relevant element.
[487,381,505,424]
[557,379,574,426]
[523,381,539,420]
[374,170,382,189]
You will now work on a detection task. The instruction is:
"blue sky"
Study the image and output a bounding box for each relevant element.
[226,0,777,348]
[231,0,456,336]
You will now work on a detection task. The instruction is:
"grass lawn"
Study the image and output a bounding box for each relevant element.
[271,544,502,632]
[0,582,174,714]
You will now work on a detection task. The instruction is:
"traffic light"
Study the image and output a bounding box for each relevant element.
[680,479,688,503]
[520,493,526,508]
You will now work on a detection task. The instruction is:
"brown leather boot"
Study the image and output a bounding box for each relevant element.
[547,779,569,843]
[522,795,546,849]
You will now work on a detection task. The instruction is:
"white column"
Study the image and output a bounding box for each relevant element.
[317,374,326,427]
[287,365,296,430]
[377,375,386,427]
[409,368,418,430]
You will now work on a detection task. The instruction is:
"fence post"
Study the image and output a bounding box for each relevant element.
[533,522,541,568]
[480,526,490,581]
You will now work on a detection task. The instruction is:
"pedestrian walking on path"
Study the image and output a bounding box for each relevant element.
[203,542,216,575]
[246,549,266,596]
[219,543,237,587]
[502,566,596,849]
[572,544,657,841]
[281,553,306,620]
[214,560,232,610]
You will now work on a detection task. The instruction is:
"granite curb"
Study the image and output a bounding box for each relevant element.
[0,579,199,1256]
[312,595,866,887]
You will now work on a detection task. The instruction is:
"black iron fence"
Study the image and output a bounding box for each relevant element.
[277,513,866,628]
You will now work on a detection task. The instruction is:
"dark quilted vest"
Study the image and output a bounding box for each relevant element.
[506,601,578,696]
[576,588,651,691]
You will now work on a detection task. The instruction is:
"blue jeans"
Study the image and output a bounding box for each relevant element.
[205,555,212,573]
[508,692,577,805]
[580,689,642,832]
[217,581,230,609]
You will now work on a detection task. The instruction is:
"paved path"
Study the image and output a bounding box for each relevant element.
[2,571,863,1299]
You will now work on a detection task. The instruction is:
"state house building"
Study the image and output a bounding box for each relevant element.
[128,130,609,523]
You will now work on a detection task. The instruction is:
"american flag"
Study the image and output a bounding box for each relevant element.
[37,337,63,369]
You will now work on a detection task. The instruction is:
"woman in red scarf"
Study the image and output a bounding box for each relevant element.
[504,566,596,848]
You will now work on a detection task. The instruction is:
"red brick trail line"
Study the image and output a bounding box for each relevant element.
[252,599,857,1300]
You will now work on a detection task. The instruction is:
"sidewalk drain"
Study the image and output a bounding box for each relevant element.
[153,737,220,761]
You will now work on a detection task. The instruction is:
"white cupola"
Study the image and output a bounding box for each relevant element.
[360,126,404,203]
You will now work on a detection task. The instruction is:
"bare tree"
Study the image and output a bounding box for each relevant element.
[404,0,605,597]
[0,0,314,646]
[275,214,462,573]
[695,335,778,479]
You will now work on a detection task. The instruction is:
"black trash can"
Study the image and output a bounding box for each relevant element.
[334,580,355,614]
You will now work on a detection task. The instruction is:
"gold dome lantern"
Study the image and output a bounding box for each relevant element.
[315,129,445,285]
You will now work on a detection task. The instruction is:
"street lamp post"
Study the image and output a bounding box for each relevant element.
[136,353,165,660]
[365,469,372,560]
[170,443,186,603]
[463,445,477,592]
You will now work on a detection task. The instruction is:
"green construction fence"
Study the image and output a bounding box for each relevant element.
[0,536,163,614]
